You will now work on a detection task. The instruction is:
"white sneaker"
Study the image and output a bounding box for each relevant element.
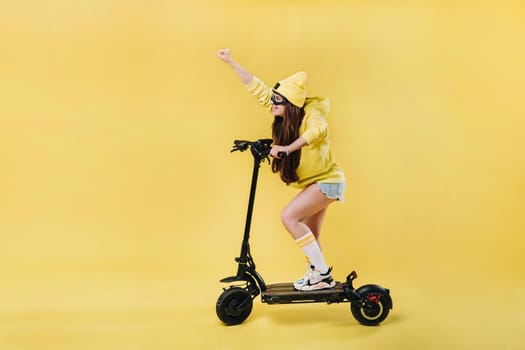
[293,265,315,290]
[299,266,336,291]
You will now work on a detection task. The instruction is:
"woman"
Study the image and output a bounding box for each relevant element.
[217,48,346,291]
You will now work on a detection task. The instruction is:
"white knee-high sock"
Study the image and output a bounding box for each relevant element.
[295,231,329,273]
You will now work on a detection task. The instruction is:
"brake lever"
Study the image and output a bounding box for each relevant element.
[231,140,250,153]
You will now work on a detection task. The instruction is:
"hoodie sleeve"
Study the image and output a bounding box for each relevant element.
[244,76,272,110]
[301,112,328,145]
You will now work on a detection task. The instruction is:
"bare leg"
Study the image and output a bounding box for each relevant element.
[284,185,337,290]
[302,207,328,244]
[281,184,335,240]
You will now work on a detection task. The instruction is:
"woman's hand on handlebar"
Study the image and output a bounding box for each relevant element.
[270,145,289,159]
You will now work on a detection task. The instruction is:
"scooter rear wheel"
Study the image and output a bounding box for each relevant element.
[350,286,392,326]
[216,287,253,325]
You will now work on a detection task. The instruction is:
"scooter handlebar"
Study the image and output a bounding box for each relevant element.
[231,139,274,163]
[231,139,288,160]
[231,140,250,153]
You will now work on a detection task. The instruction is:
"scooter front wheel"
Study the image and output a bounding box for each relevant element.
[216,287,253,325]
[350,285,392,326]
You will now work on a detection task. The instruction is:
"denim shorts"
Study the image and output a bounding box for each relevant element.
[317,182,346,202]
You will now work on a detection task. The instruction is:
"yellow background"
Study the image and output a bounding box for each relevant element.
[1,0,524,349]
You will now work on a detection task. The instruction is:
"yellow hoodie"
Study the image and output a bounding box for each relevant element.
[245,76,345,188]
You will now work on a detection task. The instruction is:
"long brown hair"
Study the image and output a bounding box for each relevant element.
[272,104,305,185]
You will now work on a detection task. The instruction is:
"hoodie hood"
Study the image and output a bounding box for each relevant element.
[304,96,330,117]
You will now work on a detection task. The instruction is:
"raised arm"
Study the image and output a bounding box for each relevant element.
[217,48,253,84]
[217,48,273,109]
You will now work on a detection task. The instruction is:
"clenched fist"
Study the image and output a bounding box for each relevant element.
[217,48,233,63]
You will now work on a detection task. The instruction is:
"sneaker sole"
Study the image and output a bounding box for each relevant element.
[299,281,336,291]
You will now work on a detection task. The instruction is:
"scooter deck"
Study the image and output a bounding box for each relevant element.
[262,282,348,304]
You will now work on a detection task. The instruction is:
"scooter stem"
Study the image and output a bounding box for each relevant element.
[239,155,262,261]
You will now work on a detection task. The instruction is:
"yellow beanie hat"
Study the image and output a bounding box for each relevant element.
[273,71,307,108]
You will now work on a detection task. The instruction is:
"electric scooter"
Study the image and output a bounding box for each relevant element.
[216,139,393,326]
